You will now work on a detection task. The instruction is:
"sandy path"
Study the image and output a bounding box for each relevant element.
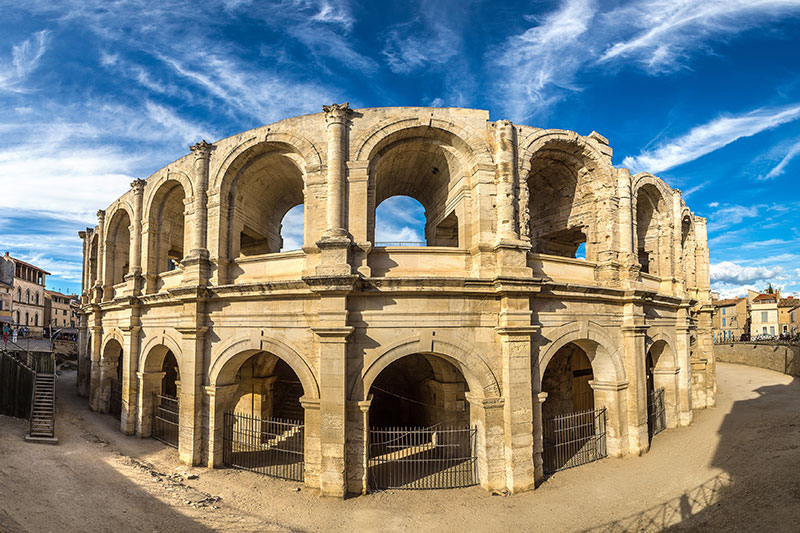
[2,362,799,532]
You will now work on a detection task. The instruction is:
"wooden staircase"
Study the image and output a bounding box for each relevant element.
[26,372,58,444]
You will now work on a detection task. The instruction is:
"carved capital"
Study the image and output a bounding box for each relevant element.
[78,230,86,239]
[322,102,352,124]
[130,178,146,193]
[97,209,105,221]
[190,140,216,158]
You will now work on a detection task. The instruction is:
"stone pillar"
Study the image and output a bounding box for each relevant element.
[621,324,649,454]
[532,391,547,483]
[78,230,88,297]
[89,326,102,411]
[676,320,694,425]
[178,327,206,465]
[653,367,680,428]
[345,398,369,494]
[589,380,629,457]
[205,383,239,467]
[322,103,351,239]
[96,210,108,302]
[495,120,518,241]
[120,325,141,435]
[617,169,638,284]
[76,312,90,397]
[128,179,145,278]
[97,358,115,414]
[303,397,322,489]
[466,395,505,491]
[313,324,352,497]
[183,141,215,286]
[496,304,536,492]
[137,371,165,438]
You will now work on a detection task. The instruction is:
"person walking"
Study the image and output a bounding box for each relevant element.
[11,326,18,344]
[2,323,8,346]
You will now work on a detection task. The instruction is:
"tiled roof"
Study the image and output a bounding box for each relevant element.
[779,298,800,308]
[716,298,743,307]
[9,256,51,275]
[753,293,778,302]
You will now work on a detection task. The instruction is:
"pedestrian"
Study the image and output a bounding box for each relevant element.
[11,326,18,344]
[2,323,8,345]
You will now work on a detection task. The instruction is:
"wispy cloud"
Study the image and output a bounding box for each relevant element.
[0,30,50,92]
[493,0,595,121]
[711,261,783,283]
[622,104,800,173]
[760,138,800,179]
[706,203,761,232]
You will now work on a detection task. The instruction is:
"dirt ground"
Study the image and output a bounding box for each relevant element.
[2,362,800,532]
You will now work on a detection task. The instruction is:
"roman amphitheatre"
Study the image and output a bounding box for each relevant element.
[74,104,715,497]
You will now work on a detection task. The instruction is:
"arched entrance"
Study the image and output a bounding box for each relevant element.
[221,351,306,482]
[101,339,123,419]
[646,340,671,440]
[366,353,477,490]
[539,342,607,474]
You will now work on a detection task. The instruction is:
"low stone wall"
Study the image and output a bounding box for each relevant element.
[715,343,800,377]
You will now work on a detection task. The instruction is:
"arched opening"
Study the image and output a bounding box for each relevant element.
[279,204,304,252]
[526,145,596,260]
[139,344,182,447]
[161,351,180,397]
[369,128,465,248]
[646,340,670,440]
[635,184,668,276]
[220,351,306,481]
[106,210,131,286]
[101,339,123,419]
[88,234,99,287]
[148,180,190,275]
[681,215,697,288]
[227,146,305,258]
[366,353,476,489]
[539,342,606,474]
[374,195,427,246]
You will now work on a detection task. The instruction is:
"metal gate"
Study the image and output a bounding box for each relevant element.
[153,394,179,448]
[109,379,122,420]
[223,412,304,482]
[648,387,666,438]
[368,426,478,490]
[543,407,607,474]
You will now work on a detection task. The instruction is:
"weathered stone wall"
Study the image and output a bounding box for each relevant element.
[715,343,800,376]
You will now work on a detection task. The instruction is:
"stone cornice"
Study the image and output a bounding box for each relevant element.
[311,325,354,338]
[495,325,540,336]
[302,274,360,294]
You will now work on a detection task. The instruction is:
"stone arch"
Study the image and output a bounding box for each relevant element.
[355,335,501,402]
[633,178,672,276]
[537,322,625,388]
[101,329,124,360]
[104,205,133,286]
[645,331,678,369]
[143,170,194,225]
[681,209,697,287]
[632,173,673,205]
[519,131,615,260]
[209,335,319,399]
[139,330,183,373]
[144,177,193,276]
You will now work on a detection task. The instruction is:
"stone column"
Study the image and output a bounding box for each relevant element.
[205,383,239,467]
[621,324,649,454]
[653,366,681,428]
[120,325,141,435]
[78,230,88,298]
[97,358,115,414]
[178,326,207,465]
[466,394,506,491]
[496,303,536,492]
[89,326,103,410]
[313,324,352,497]
[589,380,629,457]
[303,397,322,489]
[617,169,638,283]
[322,103,351,239]
[137,371,165,437]
[96,210,108,302]
[532,391,547,482]
[676,319,694,425]
[495,120,518,241]
[76,312,90,397]
[345,398,369,494]
[183,141,215,286]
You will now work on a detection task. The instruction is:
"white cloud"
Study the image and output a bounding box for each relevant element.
[145,101,217,146]
[622,104,800,173]
[493,0,596,120]
[382,18,459,74]
[706,204,761,231]
[280,204,304,251]
[598,0,800,72]
[710,261,783,283]
[708,201,719,208]
[0,30,51,92]
[761,139,800,180]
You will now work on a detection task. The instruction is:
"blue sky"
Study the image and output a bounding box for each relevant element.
[1,0,799,298]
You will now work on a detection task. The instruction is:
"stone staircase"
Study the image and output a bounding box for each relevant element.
[26,372,58,444]
[274,381,304,422]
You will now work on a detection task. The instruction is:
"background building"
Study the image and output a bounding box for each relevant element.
[0,254,13,327]
[45,290,77,332]
[4,252,50,337]
[778,297,799,336]
[751,291,780,337]
[713,297,748,341]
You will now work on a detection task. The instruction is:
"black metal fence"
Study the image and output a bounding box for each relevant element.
[543,407,607,474]
[648,387,667,438]
[109,379,122,420]
[153,394,179,448]
[223,412,305,482]
[368,426,478,490]
[0,351,35,419]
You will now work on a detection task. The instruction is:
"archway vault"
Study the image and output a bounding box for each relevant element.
[537,321,626,387]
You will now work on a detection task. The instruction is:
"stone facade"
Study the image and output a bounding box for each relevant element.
[5,253,49,337]
[77,106,714,496]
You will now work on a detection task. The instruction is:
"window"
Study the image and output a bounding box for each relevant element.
[34,314,38,326]
[763,327,767,334]
[35,293,39,305]
[784,325,788,333]
[722,318,726,327]
[16,288,20,300]
[26,289,30,304]
[770,326,775,335]
[25,312,28,325]
[722,308,726,315]
[762,311,768,322]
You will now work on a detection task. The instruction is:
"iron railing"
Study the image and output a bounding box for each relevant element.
[109,379,122,420]
[223,412,305,482]
[153,393,179,448]
[374,242,427,247]
[0,350,35,419]
[648,387,667,438]
[543,407,607,474]
[368,426,478,490]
